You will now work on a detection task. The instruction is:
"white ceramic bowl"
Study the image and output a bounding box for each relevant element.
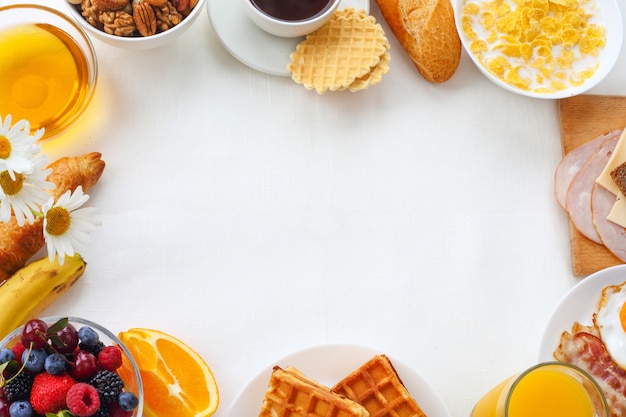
[65,0,206,50]
[453,0,623,99]
[241,0,340,38]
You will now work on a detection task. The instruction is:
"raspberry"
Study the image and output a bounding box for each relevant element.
[10,343,26,366]
[66,383,101,417]
[97,346,122,372]
[29,373,76,415]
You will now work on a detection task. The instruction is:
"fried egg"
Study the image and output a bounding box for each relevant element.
[594,280,626,369]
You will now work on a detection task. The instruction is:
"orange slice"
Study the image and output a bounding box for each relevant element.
[118,328,219,417]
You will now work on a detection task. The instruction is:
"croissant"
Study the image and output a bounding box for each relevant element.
[0,152,105,282]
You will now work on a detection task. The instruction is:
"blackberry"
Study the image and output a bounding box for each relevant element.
[4,371,34,402]
[79,340,105,356]
[89,370,124,404]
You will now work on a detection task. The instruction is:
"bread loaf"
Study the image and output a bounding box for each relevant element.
[375,0,461,83]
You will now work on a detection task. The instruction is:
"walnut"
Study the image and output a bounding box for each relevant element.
[80,0,104,30]
[99,10,137,36]
[133,2,157,37]
[154,1,182,31]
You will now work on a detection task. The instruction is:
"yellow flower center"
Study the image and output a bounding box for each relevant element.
[0,170,24,196]
[46,207,71,236]
[0,135,11,159]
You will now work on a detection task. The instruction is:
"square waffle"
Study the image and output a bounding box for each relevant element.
[259,366,370,417]
[288,8,390,94]
[332,355,427,417]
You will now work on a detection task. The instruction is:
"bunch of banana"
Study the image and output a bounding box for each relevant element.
[0,254,86,340]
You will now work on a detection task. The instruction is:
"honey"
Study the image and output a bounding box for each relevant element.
[0,23,91,138]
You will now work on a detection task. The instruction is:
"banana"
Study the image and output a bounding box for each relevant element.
[0,254,86,340]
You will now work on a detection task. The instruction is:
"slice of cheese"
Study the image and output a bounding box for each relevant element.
[608,194,626,227]
[596,129,626,196]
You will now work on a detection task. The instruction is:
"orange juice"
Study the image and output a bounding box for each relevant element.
[471,363,608,417]
[0,23,91,138]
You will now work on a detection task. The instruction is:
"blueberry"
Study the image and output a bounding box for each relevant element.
[9,401,32,417]
[0,347,14,364]
[78,326,99,346]
[21,349,47,373]
[118,392,139,411]
[44,353,66,375]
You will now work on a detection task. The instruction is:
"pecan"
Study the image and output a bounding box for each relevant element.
[154,1,182,31]
[133,2,157,36]
[170,0,188,13]
[93,0,129,11]
[99,10,136,36]
[145,0,168,6]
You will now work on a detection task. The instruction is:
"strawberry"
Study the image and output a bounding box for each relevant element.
[97,345,122,371]
[29,372,76,415]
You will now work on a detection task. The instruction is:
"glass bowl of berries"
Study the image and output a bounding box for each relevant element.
[0,316,143,417]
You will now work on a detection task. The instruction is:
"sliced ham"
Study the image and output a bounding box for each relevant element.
[566,137,619,244]
[593,184,626,262]
[555,130,623,209]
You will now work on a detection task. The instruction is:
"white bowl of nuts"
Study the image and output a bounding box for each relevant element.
[65,0,205,49]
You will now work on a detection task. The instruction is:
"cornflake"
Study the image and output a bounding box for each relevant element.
[461,0,606,93]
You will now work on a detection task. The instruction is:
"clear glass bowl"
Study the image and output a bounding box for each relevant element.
[0,316,143,417]
[0,3,98,140]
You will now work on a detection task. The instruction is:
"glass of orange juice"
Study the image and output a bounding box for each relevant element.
[0,3,97,141]
[471,362,609,417]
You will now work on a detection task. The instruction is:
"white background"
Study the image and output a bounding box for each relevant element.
[25,0,626,416]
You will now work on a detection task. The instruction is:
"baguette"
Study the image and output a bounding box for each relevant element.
[0,152,105,282]
[375,0,461,83]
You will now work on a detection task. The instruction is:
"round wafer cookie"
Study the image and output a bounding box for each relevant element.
[288,8,389,94]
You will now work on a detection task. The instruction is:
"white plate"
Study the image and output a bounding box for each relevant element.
[226,343,452,417]
[207,0,371,76]
[538,265,626,361]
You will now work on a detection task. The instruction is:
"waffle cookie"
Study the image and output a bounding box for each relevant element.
[259,366,369,417]
[288,8,390,94]
[332,355,427,417]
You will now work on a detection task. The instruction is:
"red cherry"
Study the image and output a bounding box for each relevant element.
[71,351,99,381]
[21,319,48,350]
[51,323,79,354]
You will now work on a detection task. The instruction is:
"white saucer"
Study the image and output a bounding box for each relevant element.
[207,0,371,77]
[226,344,452,417]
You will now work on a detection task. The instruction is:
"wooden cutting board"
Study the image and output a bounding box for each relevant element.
[558,94,626,276]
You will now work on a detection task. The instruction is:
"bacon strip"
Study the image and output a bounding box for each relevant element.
[554,331,626,417]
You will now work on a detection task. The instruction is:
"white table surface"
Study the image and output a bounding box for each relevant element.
[26,0,626,416]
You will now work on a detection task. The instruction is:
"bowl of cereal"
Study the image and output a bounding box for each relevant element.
[0,316,143,417]
[454,0,623,99]
[65,0,205,49]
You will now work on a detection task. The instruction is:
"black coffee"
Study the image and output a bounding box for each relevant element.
[251,0,332,21]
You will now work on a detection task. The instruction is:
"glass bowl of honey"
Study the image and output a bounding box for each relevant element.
[0,3,98,141]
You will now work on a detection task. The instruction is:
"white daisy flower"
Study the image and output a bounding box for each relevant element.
[42,186,101,265]
[0,114,43,179]
[0,154,53,226]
